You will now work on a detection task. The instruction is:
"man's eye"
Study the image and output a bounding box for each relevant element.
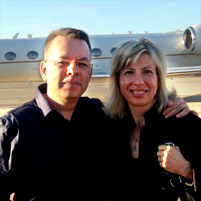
[78,62,88,68]
[58,61,70,67]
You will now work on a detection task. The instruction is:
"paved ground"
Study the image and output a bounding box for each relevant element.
[0,75,201,117]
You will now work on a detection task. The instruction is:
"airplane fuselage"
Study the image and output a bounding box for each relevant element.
[0,24,201,82]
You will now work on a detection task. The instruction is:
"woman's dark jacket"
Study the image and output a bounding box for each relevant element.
[110,106,201,201]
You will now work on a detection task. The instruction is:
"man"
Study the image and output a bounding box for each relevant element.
[0,27,190,201]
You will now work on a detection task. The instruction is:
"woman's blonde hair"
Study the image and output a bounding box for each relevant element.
[104,38,173,119]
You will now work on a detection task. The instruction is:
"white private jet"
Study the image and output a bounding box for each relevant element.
[0,24,201,115]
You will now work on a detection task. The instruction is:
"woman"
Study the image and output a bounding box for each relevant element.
[105,39,201,201]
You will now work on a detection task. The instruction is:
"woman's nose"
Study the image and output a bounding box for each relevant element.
[133,73,144,84]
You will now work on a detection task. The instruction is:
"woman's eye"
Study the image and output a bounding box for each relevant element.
[124,70,133,74]
[144,69,153,74]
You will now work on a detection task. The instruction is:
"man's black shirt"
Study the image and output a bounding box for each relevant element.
[0,83,114,201]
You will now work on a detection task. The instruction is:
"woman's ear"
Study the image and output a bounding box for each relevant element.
[40,61,47,81]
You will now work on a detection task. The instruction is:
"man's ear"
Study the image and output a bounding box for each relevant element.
[40,61,47,81]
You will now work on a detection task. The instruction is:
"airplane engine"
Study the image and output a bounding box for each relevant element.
[183,24,201,54]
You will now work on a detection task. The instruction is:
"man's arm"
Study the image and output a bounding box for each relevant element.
[163,97,193,119]
[0,115,18,201]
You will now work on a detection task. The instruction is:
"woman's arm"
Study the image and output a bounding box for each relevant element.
[157,145,193,181]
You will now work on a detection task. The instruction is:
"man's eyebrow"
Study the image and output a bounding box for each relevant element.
[77,57,90,61]
[59,56,90,61]
[59,56,70,60]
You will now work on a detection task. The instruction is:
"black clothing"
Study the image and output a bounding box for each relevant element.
[0,84,113,201]
[1,84,201,201]
[112,106,201,201]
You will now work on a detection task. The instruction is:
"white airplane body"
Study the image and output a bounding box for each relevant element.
[0,25,201,116]
[1,24,201,82]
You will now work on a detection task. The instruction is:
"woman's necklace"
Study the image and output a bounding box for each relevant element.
[130,125,141,152]
[131,137,140,152]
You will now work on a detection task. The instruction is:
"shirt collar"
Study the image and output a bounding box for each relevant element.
[35,83,52,116]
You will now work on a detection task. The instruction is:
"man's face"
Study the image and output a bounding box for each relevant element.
[40,36,92,105]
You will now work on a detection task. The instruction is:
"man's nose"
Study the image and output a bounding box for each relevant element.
[66,61,79,76]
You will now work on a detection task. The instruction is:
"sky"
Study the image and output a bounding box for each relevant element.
[0,0,201,39]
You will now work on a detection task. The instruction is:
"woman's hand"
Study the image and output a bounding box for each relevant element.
[163,97,191,119]
[157,145,193,181]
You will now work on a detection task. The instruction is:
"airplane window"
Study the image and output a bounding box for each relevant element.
[91,48,102,57]
[27,51,39,59]
[4,52,17,60]
[110,47,117,55]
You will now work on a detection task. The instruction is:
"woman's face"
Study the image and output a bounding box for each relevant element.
[119,53,158,111]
